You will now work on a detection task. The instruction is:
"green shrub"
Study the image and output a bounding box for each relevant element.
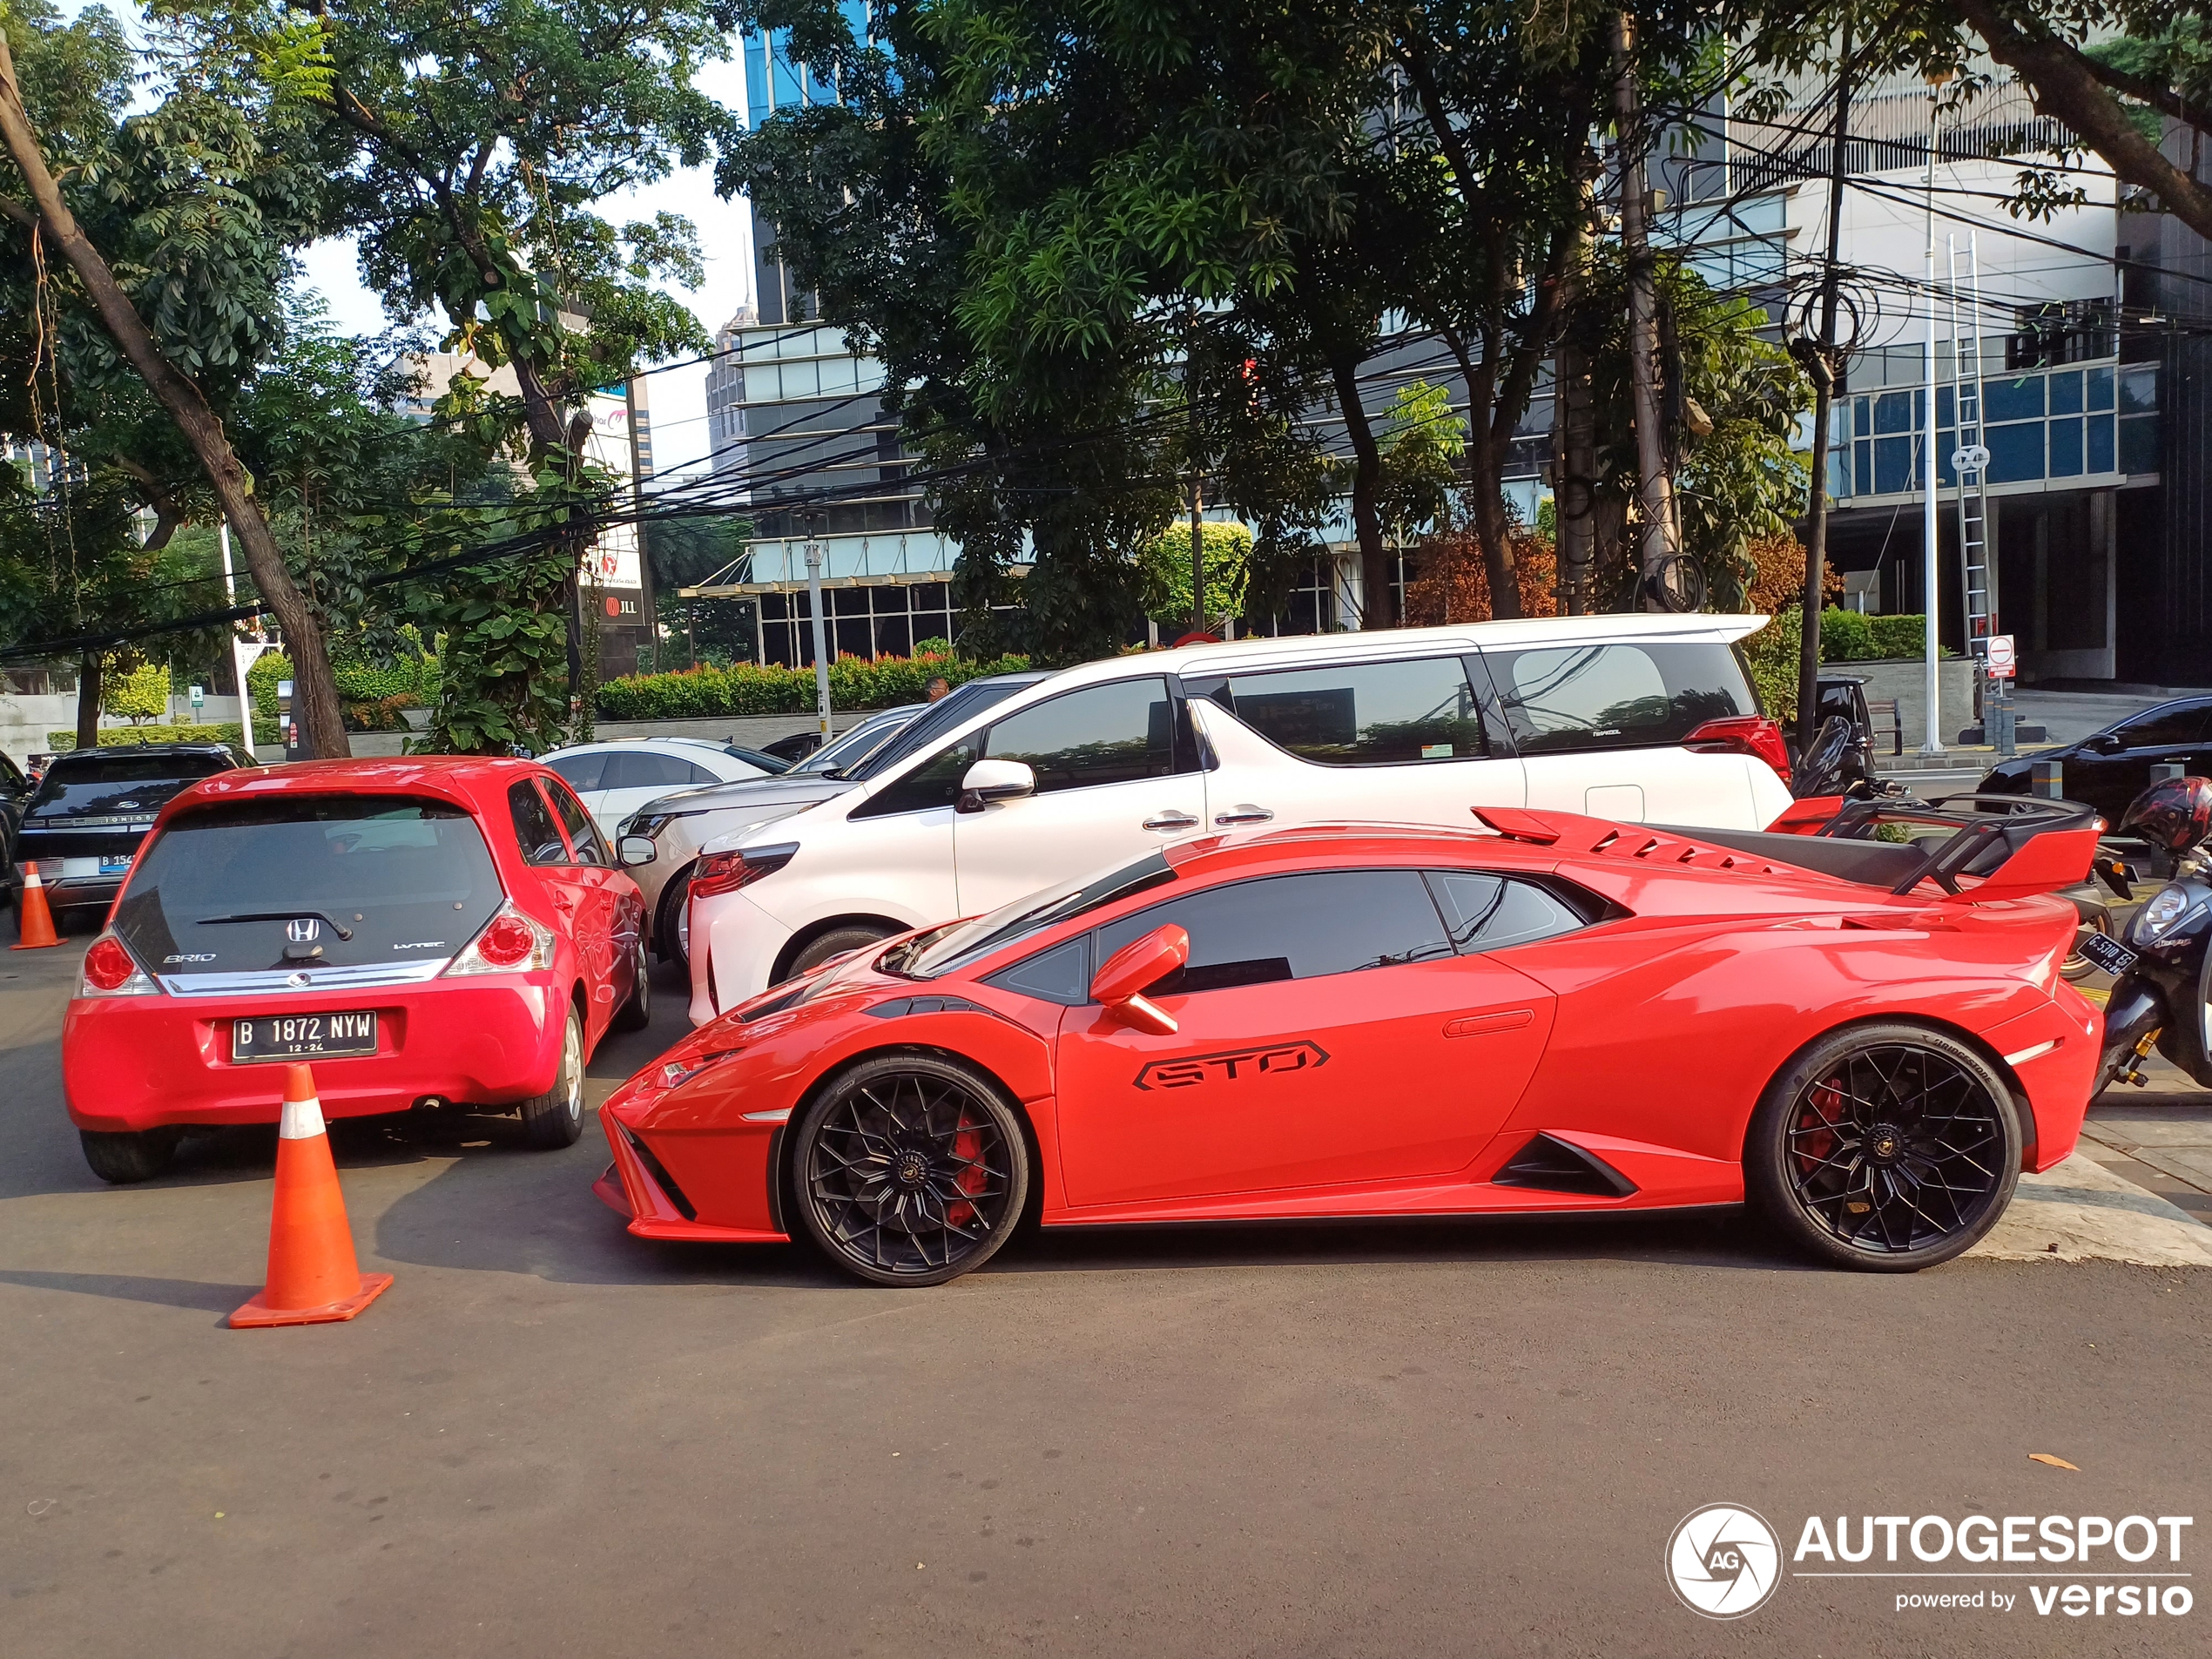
[1739,610,1800,725]
[595,651,1033,722]
[1867,613,1927,659]
[101,661,172,725]
[49,724,253,765]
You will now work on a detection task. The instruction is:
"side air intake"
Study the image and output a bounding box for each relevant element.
[1493,1133,1636,1198]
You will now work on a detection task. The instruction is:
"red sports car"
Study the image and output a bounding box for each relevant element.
[64,757,650,1182]
[594,799,2102,1284]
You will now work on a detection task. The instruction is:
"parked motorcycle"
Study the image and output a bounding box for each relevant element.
[2092,776,2212,1094]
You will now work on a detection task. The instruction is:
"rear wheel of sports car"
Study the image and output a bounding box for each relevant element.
[792,1055,1030,1287]
[1747,1024,2021,1271]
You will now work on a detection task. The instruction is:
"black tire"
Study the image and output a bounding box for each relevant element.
[654,867,695,970]
[1745,1022,2022,1271]
[792,1053,1031,1287]
[518,1003,586,1149]
[613,940,652,1032]
[79,1128,180,1184]
[785,923,896,982]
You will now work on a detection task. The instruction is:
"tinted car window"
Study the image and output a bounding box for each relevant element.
[601,751,712,790]
[792,710,913,775]
[853,675,1045,780]
[111,797,502,974]
[2111,704,2209,748]
[851,738,978,819]
[509,780,567,866]
[1426,872,1587,952]
[982,678,1179,792]
[984,936,1093,1004]
[28,751,232,818]
[1094,870,1453,995]
[911,850,1176,976]
[543,778,609,865]
[1489,642,1753,754]
[1224,657,1487,765]
[544,752,608,792]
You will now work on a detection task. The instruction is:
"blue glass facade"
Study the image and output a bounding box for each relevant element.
[1830,361,2157,502]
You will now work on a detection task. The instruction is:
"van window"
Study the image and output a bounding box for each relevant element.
[1221,657,1487,765]
[981,677,1183,790]
[1488,642,1753,754]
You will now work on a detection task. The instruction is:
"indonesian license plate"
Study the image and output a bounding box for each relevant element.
[98,855,132,874]
[233,1010,378,1063]
[2076,930,2137,979]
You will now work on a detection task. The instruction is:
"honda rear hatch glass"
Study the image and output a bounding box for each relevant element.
[111,796,504,975]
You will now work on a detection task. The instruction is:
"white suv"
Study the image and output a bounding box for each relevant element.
[685,614,1796,1022]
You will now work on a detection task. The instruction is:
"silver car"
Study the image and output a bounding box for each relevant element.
[616,673,1047,967]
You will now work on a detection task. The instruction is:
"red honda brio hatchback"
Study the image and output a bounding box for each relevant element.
[62,757,651,1182]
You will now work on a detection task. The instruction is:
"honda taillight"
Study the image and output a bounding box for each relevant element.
[444,902,556,976]
[79,933,158,997]
[1685,716,1793,785]
[690,841,799,901]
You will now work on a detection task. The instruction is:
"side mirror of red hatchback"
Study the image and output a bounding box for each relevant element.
[1090,924,1188,1035]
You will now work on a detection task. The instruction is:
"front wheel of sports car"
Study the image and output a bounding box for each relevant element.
[792,1055,1030,1287]
[1746,1024,2022,1271]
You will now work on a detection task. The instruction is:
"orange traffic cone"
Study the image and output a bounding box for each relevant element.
[11,865,60,950]
[230,1064,393,1329]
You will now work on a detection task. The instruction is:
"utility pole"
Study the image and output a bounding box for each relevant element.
[1797,30,1854,751]
[1187,326,1206,639]
[1612,15,1679,610]
[802,515,833,742]
[1919,83,1946,755]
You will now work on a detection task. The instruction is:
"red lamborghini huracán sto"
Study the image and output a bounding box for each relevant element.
[595,799,2103,1285]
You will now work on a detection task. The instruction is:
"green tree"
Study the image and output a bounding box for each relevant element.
[1140,522,1255,632]
[192,0,742,750]
[0,2,357,752]
[101,659,169,724]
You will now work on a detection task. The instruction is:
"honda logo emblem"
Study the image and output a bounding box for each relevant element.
[287,918,320,943]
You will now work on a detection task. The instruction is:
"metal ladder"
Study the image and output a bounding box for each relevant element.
[1946,233,1995,651]
[1947,233,2012,751]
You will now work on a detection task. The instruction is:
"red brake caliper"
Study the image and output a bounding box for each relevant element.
[947,1119,987,1226]
[1797,1080,1843,1174]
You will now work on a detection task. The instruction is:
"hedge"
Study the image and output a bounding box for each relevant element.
[246,651,437,738]
[1818,610,1929,662]
[596,651,1033,721]
[49,724,253,765]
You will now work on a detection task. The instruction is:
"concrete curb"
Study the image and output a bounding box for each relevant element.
[1970,1151,2212,1265]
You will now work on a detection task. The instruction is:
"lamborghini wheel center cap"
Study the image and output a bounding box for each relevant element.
[1867,1123,1905,1163]
[894,1150,929,1186]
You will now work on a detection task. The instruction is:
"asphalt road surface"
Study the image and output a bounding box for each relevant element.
[3,937,2208,1658]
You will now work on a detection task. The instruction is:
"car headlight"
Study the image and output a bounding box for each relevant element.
[2131,885,2195,943]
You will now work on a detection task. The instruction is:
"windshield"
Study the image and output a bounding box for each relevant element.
[902,850,1176,979]
[111,795,503,974]
[850,675,1045,782]
[28,752,232,819]
[794,706,918,775]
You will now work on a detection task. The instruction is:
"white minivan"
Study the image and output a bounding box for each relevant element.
[677,614,1797,1023]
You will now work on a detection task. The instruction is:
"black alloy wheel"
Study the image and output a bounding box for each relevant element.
[792,1054,1030,1287]
[1747,1023,2021,1271]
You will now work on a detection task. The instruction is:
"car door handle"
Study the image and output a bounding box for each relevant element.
[1142,811,1202,832]
[1444,1009,1535,1039]
[1212,805,1274,826]
[549,890,574,911]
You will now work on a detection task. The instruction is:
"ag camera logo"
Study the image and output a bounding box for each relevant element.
[1668,1503,1782,1619]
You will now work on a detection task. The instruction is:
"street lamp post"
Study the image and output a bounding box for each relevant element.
[1918,84,1946,756]
[803,518,833,743]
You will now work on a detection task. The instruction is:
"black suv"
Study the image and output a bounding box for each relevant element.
[16,744,241,930]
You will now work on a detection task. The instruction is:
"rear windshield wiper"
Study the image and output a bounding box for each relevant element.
[197,909,355,941]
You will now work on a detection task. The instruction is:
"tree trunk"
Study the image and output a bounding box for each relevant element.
[0,32,350,759]
[1958,0,2212,247]
[74,652,101,751]
[1552,334,1598,614]
[1612,16,1679,612]
[1800,30,1854,750]
[1464,429,1522,621]
[1330,352,1395,627]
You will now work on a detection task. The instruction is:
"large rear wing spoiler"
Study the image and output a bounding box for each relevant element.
[1761,792,2100,900]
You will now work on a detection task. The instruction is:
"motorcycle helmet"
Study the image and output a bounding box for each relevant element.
[2119,776,2212,854]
